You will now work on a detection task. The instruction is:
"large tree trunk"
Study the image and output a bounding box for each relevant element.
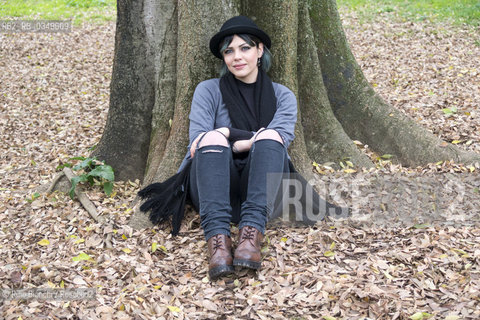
[94,0,479,229]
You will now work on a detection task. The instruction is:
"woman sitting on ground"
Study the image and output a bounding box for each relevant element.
[182,15,297,279]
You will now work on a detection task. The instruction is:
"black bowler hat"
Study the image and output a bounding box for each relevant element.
[209,15,271,59]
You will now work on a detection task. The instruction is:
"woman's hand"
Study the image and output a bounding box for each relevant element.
[190,132,206,158]
[232,139,251,153]
[232,128,264,153]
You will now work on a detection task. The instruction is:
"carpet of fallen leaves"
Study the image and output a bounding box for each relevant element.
[1,10,480,320]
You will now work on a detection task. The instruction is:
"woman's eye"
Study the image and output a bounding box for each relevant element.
[224,49,232,55]
[241,46,251,51]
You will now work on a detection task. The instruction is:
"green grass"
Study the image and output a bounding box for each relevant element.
[0,0,116,25]
[1,0,478,27]
[337,0,480,26]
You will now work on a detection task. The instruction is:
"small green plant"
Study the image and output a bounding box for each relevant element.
[67,156,114,199]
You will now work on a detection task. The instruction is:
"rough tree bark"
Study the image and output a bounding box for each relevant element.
[93,0,480,229]
[91,0,157,181]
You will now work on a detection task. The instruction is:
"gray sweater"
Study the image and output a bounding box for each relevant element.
[178,78,297,171]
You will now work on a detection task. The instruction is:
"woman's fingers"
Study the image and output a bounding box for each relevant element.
[190,143,196,158]
[190,132,206,158]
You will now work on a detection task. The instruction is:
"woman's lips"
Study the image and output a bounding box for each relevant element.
[233,64,246,70]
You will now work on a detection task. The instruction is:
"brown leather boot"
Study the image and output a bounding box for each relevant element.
[207,234,234,279]
[233,226,263,270]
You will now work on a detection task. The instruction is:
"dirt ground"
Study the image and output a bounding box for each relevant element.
[0,10,479,320]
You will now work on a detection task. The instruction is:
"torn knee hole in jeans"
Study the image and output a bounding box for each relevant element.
[201,149,224,154]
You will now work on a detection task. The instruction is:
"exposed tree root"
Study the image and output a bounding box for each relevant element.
[62,168,104,223]
[128,204,154,229]
[46,168,113,249]
[46,171,67,194]
[311,0,480,167]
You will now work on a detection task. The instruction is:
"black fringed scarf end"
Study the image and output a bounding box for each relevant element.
[137,160,192,236]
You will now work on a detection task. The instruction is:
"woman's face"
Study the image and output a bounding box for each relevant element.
[222,35,264,84]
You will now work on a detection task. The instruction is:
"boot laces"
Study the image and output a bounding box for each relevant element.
[212,235,224,253]
[240,226,256,244]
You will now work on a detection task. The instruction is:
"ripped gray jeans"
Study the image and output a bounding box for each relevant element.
[188,139,288,241]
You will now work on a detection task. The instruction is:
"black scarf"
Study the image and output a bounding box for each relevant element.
[220,68,277,131]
